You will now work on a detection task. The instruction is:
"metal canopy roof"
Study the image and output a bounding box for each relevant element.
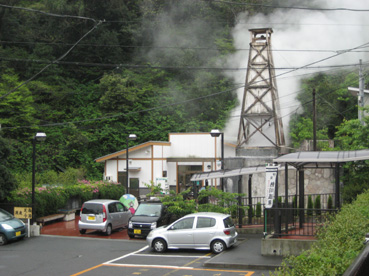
[190,165,289,181]
[273,149,369,165]
[191,149,369,181]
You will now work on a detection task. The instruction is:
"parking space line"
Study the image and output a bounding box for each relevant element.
[70,264,104,276]
[134,253,211,258]
[103,263,254,275]
[71,245,254,276]
[104,263,194,269]
[104,245,149,264]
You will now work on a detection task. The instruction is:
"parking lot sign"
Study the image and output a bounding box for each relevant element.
[14,207,32,219]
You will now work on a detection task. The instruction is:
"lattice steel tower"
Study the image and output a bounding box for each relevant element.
[237,28,285,149]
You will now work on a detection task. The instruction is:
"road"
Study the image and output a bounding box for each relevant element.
[0,236,272,276]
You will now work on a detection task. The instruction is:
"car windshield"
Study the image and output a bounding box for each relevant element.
[135,204,162,217]
[223,216,235,228]
[0,208,13,222]
[81,203,103,215]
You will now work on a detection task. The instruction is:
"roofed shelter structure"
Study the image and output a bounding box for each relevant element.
[273,149,369,210]
[272,149,369,233]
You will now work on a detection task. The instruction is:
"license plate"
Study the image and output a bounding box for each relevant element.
[134,229,141,234]
[15,231,21,237]
[87,216,95,221]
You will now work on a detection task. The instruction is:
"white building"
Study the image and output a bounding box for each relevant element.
[95,133,236,197]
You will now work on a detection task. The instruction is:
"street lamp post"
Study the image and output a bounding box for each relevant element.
[210,129,224,191]
[126,134,137,194]
[32,132,46,224]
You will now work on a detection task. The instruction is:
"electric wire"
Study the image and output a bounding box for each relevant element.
[0,4,96,22]
[0,20,103,100]
[1,2,369,132]
[207,0,369,12]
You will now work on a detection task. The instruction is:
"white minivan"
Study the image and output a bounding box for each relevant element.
[78,199,132,235]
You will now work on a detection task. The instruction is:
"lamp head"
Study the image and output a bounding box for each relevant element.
[128,134,137,140]
[210,129,222,137]
[34,132,47,142]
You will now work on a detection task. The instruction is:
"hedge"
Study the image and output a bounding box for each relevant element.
[8,180,126,218]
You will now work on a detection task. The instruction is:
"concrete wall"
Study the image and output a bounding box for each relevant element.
[261,235,317,256]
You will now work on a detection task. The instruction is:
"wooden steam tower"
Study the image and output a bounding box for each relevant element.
[237,28,285,150]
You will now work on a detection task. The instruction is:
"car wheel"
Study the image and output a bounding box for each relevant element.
[0,233,7,246]
[211,240,226,254]
[152,238,167,253]
[79,229,86,234]
[106,224,112,236]
[128,233,135,239]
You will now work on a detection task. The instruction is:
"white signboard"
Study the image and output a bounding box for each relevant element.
[265,165,278,208]
[156,177,169,194]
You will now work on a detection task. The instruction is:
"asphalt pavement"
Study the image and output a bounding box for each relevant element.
[204,233,283,271]
[40,217,283,271]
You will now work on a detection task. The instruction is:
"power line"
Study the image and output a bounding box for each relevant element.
[3,61,366,130]
[0,56,363,71]
[2,40,369,54]
[207,0,369,12]
[0,4,96,22]
[0,21,103,100]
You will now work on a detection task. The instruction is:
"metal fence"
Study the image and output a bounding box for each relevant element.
[233,193,336,227]
[264,207,338,237]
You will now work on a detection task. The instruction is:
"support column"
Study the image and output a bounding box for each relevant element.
[248,175,253,225]
[299,168,305,228]
[274,169,280,236]
[285,163,288,234]
[335,163,341,209]
[238,175,243,228]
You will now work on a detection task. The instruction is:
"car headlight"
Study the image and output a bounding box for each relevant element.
[128,220,132,228]
[1,223,14,230]
[151,222,157,229]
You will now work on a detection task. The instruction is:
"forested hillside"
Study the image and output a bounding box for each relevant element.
[0,0,264,179]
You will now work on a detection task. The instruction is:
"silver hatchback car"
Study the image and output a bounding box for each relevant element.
[78,199,132,235]
[147,212,238,254]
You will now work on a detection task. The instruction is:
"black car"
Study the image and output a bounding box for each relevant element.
[128,201,171,238]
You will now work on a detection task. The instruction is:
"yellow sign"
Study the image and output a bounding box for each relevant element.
[14,207,32,219]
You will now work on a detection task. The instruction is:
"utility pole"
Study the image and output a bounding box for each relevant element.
[313,89,317,151]
[359,59,365,125]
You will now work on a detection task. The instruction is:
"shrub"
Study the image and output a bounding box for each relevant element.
[293,196,298,216]
[256,202,262,217]
[230,204,246,219]
[8,180,125,218]
[314,195,321,216]
[160,187,245,221]
[328,195,334,209]
[307,195,313,216]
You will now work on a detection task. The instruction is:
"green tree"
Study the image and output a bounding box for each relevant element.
[289,116,329,149]
[0,70,37,139]
[0,135,16,202]
[333,115,369,203]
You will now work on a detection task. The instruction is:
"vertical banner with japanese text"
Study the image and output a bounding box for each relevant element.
[265,165,278,208]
